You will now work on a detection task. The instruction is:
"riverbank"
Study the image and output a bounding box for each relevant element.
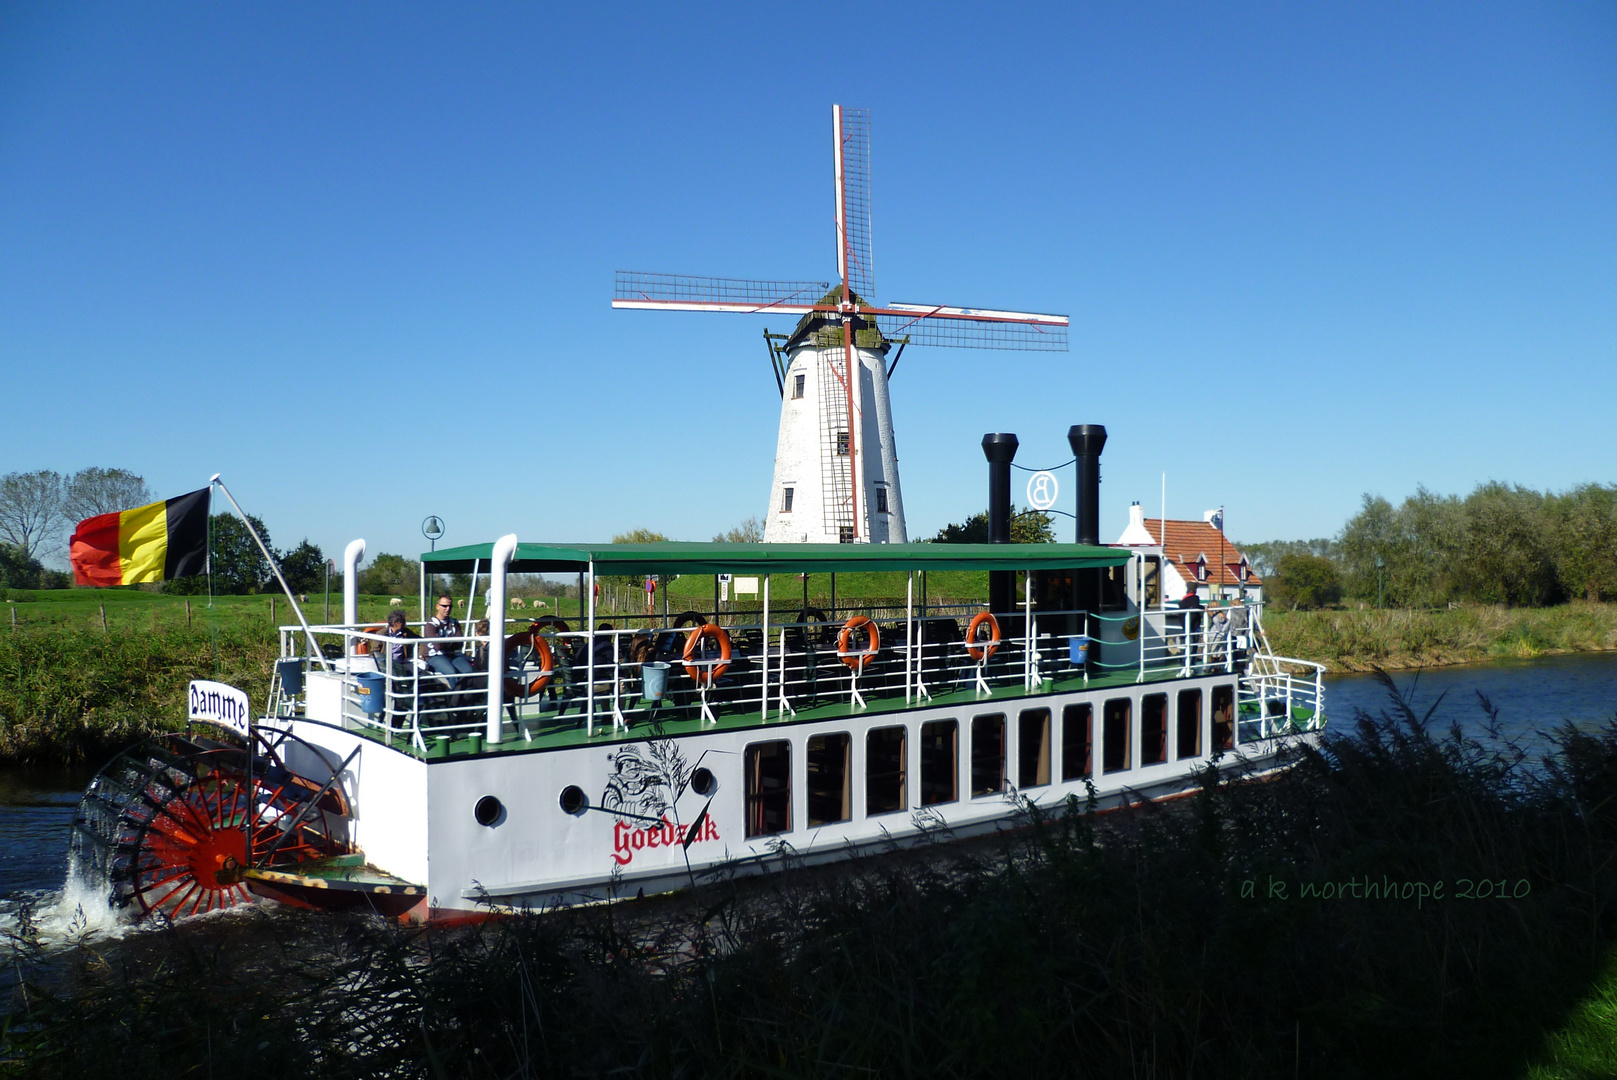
[1262,601,1617,672]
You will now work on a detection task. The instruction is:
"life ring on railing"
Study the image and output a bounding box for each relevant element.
[682,624,732,686]
[501,625,555,698]
[837,616,879,670]
[352,626,385,655]
[965,612,1001,661]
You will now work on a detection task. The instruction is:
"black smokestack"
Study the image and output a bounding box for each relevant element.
[1068,424,1107,545]
[982,433,1018,615]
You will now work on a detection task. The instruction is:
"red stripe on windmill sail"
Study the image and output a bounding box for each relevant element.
[69,487,211,586]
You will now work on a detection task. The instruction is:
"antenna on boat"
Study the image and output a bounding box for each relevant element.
[613,104,1069,546]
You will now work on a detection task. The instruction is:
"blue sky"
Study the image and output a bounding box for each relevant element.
[3,2,1613,566]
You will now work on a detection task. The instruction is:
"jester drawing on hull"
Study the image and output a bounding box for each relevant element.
[603,740,720,871]
[602,740,692,823]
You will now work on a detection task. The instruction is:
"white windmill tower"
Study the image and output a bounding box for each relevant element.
[614,105,1068,543]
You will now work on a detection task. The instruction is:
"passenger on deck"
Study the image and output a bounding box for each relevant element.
[423,593,475,689]
[383,610,419,678]
[1177,585,1204,662]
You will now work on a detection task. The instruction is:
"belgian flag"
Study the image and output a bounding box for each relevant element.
[70,488,211,587]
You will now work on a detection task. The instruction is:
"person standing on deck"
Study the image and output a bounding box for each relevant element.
[1177,585,1204,665]
[423,593,475,688]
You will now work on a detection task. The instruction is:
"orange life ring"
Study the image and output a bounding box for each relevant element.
[501,626,555,698]
[966,612,1001,661]
[837,616,880,670]
[682,624,732,686]
[352,625,385,655]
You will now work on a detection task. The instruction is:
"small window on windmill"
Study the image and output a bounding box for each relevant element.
[838,526,855,544]
[782,487,794,513]
[875,486,888,514]
[792,373,805,399]
[836,430,849,456]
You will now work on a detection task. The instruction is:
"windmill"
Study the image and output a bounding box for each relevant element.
[614,105,1068,543]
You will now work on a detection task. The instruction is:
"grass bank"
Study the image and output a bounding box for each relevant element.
[7,685,1617,1077]
[1262,601,1617,672]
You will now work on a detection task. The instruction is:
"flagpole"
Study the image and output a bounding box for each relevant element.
[210,476,332,673]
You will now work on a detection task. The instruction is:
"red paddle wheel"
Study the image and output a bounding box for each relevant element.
[73,728,351,921]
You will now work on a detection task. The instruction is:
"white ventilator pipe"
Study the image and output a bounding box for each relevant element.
[343,540,366,627]
[485,534,518,744]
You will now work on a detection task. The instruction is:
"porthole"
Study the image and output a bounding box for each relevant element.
[559,785,588,815]
[474,795,503,827]
[691,767,717,797]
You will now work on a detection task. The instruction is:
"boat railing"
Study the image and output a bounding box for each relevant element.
[270,603,1319,747]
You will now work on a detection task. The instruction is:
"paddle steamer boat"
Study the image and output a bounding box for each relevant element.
[72,431,1326,922]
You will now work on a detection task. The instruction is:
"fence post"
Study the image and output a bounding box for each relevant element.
[99,603,107,633]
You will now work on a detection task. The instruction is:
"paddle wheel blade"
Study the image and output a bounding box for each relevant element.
[70,729,352,922]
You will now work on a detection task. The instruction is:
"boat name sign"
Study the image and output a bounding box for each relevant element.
[188,679,250,735]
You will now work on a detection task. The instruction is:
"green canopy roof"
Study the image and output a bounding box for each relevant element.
[420,541,1132,576]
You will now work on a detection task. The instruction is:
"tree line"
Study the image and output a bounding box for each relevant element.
[1247,482,1617,610]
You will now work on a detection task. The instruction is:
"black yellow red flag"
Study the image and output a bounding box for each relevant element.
[70,488,211,586]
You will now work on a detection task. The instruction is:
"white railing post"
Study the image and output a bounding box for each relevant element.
[485,534,518,745]
[761,574,770,719]
[343,539,366,628]
[586,560,596,737]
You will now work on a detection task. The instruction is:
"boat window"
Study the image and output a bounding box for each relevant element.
[744,741,792,838]
[1142,694,1168,766]
[1177,689,1202,759]
[1102,698,1131,773]
[920,719,957,805]
[1212,685,1235,750]
[1141,556,1161,609]
[792,373,805,399]
[971,713,1006,797]
[1061,703,1092,782]
[806,733,850,826]
[866,726,907,815]
[1018,708,1051,788]
[782,487,794,513]
[1100,565,1129,611]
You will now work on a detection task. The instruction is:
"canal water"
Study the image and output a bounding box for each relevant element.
[2,653,1615,928]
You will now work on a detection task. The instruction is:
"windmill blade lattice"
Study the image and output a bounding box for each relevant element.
[614,271,830,314]
[873,312,1068,351]
[834,106,874,302]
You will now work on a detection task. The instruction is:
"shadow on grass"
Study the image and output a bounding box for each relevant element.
[6,670,1617,1078]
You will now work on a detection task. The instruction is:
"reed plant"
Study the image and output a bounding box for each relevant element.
[7,679,1617,1078]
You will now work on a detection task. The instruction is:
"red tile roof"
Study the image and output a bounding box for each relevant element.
[1133,519,1262,587]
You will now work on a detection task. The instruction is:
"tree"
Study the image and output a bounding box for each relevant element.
[63,467,153,522]
[280,539,327,595]
[1269,553,1343,610]
[712,517,763,543]
[613,528,670,544]
[0,543,46,589]
[932,506,1052,544]
[360,554,420,597]
[1549,484,1617,602]
[0,470,65,561]
[163,513,273,595]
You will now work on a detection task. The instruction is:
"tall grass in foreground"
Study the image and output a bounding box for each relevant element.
[1264,601,1617,670]
[0,622,279,765]
[6,681,1617,1078]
